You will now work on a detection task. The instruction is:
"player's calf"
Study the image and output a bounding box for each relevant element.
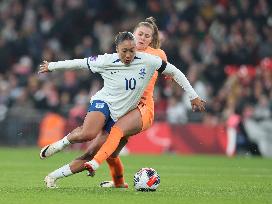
[39,136,70,159]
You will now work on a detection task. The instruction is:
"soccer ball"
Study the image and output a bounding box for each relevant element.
[133,167,160,191]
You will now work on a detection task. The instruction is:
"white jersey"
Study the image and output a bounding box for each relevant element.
[48,51,198,121]
[89,52,164,121]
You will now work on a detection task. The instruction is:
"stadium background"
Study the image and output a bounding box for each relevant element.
[0,0,272,157]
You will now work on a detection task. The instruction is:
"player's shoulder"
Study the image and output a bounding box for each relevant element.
[147,46,165,54]
[100,52,118,60]
[135,51,161,61]
[96,53,120,64]
[144,47,167,61]
[135,51,162,68]
[156,48,167,58]
[152,48,167,61]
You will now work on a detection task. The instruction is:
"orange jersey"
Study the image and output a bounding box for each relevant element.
[138,46,167,131]
[140,46,167,107]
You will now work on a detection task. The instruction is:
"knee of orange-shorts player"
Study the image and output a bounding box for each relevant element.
[141,114,154,131]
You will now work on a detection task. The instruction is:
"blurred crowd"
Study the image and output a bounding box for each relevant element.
[0,0,272,154]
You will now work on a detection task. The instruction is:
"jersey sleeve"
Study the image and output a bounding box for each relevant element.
[48,59,89,71]
[47,54,107,73]
[86,54,107,73]
[159,62,199,100]
[148,55,164,71]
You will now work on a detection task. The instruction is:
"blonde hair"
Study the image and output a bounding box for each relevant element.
[134,17,161,49]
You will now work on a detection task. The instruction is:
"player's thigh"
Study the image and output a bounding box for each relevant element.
[115,108,142,136]
[81,111,106,139]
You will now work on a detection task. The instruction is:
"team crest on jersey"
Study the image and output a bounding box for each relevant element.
[139,68,146,79]
[89,56,98,61]
[95,103,105,109]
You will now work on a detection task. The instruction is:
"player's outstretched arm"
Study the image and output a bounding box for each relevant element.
[38,58,89,74]
[160,62,205,112]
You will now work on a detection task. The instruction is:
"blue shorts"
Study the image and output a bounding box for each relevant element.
[87,100,115,133]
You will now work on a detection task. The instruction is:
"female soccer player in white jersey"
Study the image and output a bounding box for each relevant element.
[40,30,205,188]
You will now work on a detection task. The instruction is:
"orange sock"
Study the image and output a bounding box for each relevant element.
[94,126,124,164]
[106,156,125,187]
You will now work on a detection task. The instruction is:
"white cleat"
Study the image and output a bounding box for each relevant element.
[44,176,58,188]
[40,145,60,159]
[100,181,128,188]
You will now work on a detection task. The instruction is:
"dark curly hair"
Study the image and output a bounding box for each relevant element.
[115,31,135,46]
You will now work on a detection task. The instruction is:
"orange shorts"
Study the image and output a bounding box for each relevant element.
[137,98,154,131]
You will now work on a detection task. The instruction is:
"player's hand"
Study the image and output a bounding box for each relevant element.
[38,61,51,74]
[191,97,206,112]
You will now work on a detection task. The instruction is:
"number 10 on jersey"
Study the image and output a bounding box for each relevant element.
[125,78,136,90]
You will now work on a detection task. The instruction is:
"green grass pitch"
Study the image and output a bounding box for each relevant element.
[0,147,271,204]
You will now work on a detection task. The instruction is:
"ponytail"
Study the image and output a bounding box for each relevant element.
[145,17,160,49]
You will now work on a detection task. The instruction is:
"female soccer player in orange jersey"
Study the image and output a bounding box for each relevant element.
[43,17,205,188]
